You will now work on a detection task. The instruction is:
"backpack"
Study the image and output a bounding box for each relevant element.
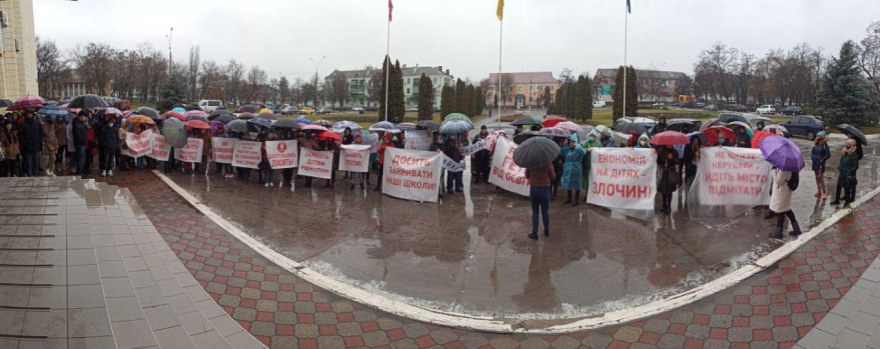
[787,171,799,191]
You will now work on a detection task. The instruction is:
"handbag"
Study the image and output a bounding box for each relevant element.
[0,144,6,161]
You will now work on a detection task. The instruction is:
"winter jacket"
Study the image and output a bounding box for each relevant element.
[810,140,830,173]
[0,129,20,160]
[657,147,681,194]
[769,168,793,213]
[42,122,59,153]
[17,118,43,153]
[525,163,556,187]
[560,144,586,190]
[55,123,67,147]
[72,118,88,147]
[98,120,120,151]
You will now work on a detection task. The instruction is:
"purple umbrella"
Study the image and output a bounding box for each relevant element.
[759,136,805,172]
[209,120,225,136]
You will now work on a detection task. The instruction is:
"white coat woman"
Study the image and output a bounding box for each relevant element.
[769,168,801,239]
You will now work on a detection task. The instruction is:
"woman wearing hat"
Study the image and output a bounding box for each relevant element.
[830,139,860,206]
[810,132,830,199]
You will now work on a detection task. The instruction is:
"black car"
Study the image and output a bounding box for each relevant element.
[779,115,825,139]
[780,106,805,116]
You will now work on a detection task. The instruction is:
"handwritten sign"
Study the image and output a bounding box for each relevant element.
[339,144,371,172]
[488,137,529,197]
[211,137,237,164]
[298,148,334,179]
[125,129,153,158]
[174,138,205,163]
[266,140,298,169]
[232,140,261,169]
[382,148,442,202]
[458,140,486,157]
[148,134,171,161]
[696,147,772,206]
[587,148,657,210]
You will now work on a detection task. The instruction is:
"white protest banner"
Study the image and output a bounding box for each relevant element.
[441,154,466,172]
[339,144,371,172]
[404,130,433,151]
[266,140,298,169]
[148,134,171,161]
[696,147,772,206]
[174,138,204,163]
[488,138,530,197]
[587,148,657,210]
[211,137,237,164]
[124,129,153,158]
[459,140,486,157]
[366,133,380,153]
[231,140,261,169]
[382,148,442,202]
[298,148,334,179]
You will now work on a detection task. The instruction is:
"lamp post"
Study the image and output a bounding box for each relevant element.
[165,27,173,75]
[309,56,326,108]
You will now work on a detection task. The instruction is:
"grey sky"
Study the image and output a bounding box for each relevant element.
[34,0,880,82]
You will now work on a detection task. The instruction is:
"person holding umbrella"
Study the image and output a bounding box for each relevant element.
[97,112,120,177]
[17,109,43,177]
[472,125,491,184]
[443,136,464,194]
[373,133,396,192]
[514,137,559,240]
[830,139,860,206]
[650,131,690,213]
[759,136,805,239]
[71,111,89,176]
[54,115,68,174]
[560,133,586,206]
[580,131,603,202]
[348,133,366,190]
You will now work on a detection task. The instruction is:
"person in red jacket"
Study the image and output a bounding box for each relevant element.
[373,133,396,192]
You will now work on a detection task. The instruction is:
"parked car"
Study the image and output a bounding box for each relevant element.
[405,107,418,112]
[365,106,378,112]
[299,107,316,115]
[237,104,259,113]
[703,104,717,111]
[780,106,805,116]
[779,115,825,140]
[593,101,607,108]
[729,104,749,112]
[756,104,776,115]
[611,116,657,136]
[433,107,441,113]
[198,100,224,113]
[316,107,333,115]
[717,112,749,124]
[281,106,299,115]
[352,107,365,114]
[651,102,665,108]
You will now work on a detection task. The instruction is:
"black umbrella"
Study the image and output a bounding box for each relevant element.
[513,130,539,144]
[68,94,109,109]
[0,99,12,107]
[835,124,867,145]
[511,116,540,126]
[417,120,440,130]
[135,107,160,120]
[237,112,255,120]
[666,119,700,133]
[618,122,648,136]
[208,111,234,121]
[272,119,298,129]
[209,108,230,118]
[162,118,187,148]
[216,114,236,124]
[513,137,560,168]
[226,119,249,133]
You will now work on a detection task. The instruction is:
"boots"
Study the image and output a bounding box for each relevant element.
[769,226,783,239]
[572,191,580,206]
[789,220,802,237]
[563,191,572,204]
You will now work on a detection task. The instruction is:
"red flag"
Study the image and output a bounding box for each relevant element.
[388,0,393,21]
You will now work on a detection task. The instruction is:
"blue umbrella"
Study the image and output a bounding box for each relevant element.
[759,136,805,172]
[439,120,474,135]
[294,117,313,125]
[369,121,398,133]
[37,105,69,117]
[247,117,272,129]
[172,107,186,114]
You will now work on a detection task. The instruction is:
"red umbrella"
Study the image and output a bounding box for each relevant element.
[165,111,186,121]
[649,131,689,146]
[703,126,736,146]
[185,120,211,129]
[751,130,778,149]
[541,115,568,128]
[315,130,342,142]
[7,94,45,111]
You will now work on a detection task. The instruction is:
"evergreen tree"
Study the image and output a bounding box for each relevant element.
[475,87,484,116]
[465,84,476,117]
[611,66,624,120]
[576,75,593,120]
[453,79,466,114]
[159,75,185,111]
[543,86,552,109]
[389,60,406,122]
[553,84,564,115]
[817,40,880,126]
[626,66,639,117]
[440,86,454,117]
[377,56,391,121]
[564,82,576,117]
[417,73,434,121]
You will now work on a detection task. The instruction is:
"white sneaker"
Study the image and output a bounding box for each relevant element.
[264,183,269,188]
[108,170,113,177]
[290,186,295,192]
[269,182,274,187]
[101,171,106,177]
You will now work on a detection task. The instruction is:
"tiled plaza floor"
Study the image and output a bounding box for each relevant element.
[105,170,880,348]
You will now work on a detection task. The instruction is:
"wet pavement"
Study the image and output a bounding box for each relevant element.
[160,137,879,321]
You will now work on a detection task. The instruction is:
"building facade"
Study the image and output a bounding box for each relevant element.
[0,0,38,101]
[593,68,689,103]
[485,72,559,108]
[325,64,454,109]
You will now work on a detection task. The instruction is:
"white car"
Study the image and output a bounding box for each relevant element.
[652,102,665,107]
[592,101,606,108]
[756,105,776,115]
[198,99,224,113]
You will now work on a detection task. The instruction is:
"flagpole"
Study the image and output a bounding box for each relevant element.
[622,2,628,119]
[384,19,391,122]
[497,19,503,125]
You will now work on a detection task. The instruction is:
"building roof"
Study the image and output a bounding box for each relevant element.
[594,68,688,80]
[327,65,452,80]
[488,72,558,84]
[328,68,379,80]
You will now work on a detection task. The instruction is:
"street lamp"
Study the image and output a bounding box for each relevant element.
[309,56,326,108]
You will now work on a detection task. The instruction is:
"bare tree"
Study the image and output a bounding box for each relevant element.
[224,59,244,105]
[187,46,201,101]
[198,60,223,100]
[36,37,71,98]
[329,74,350,107]
[70,43,116,96]
[245,66,267,103]
[859,21,880,94]
[497,73,515,107]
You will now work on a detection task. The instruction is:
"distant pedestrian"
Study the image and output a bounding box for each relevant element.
[373,133,395,192]
[443,136,464,193]
[1,120,20,177]
[657,144,681,213]
[42,116,58,176]
[525,162,556,240]
[472,125,491,184]
[348,134,366,190]
[769,167,801,239]
[830,139,859,206]
[735,127,751,148]
[810,132,830,199]
[72,111,88,176]
[17,110,43,177]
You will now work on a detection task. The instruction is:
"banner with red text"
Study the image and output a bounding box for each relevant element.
[211,138,237,164]
[174,138,204,163]
[488,137,529,197]
[382,148,442,202]
[231,140,261,169]
[298,148,334,179]
[266,140,298,169]
[148,134,171,161]
[339,144,371,172]
[124,129,153,158]
[695,147,772,206]
[587,148,657,210]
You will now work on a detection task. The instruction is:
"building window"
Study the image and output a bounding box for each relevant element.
[406,88,410,94]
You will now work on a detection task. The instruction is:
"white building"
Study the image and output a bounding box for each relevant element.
[325,64,454,109]
[0,0,38,101]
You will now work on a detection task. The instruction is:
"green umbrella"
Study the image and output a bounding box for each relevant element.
[443,113,471,123]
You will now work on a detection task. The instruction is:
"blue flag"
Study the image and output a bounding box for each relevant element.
[627,0,631,13]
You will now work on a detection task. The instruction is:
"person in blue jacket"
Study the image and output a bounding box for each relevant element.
[560,133,586,206]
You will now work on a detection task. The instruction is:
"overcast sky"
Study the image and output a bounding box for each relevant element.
[34,0,880,82]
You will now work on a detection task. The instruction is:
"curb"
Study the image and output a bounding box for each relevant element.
[152,169,880,334]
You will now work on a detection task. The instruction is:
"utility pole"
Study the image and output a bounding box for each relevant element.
[310,56,326,108]
[165,27,173,75]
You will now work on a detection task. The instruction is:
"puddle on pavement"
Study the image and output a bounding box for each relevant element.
[164,137,879,320]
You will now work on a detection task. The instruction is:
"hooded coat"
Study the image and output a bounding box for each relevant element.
[580,130,603,188]
[560,134,586,190]
[769,168,793,213]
